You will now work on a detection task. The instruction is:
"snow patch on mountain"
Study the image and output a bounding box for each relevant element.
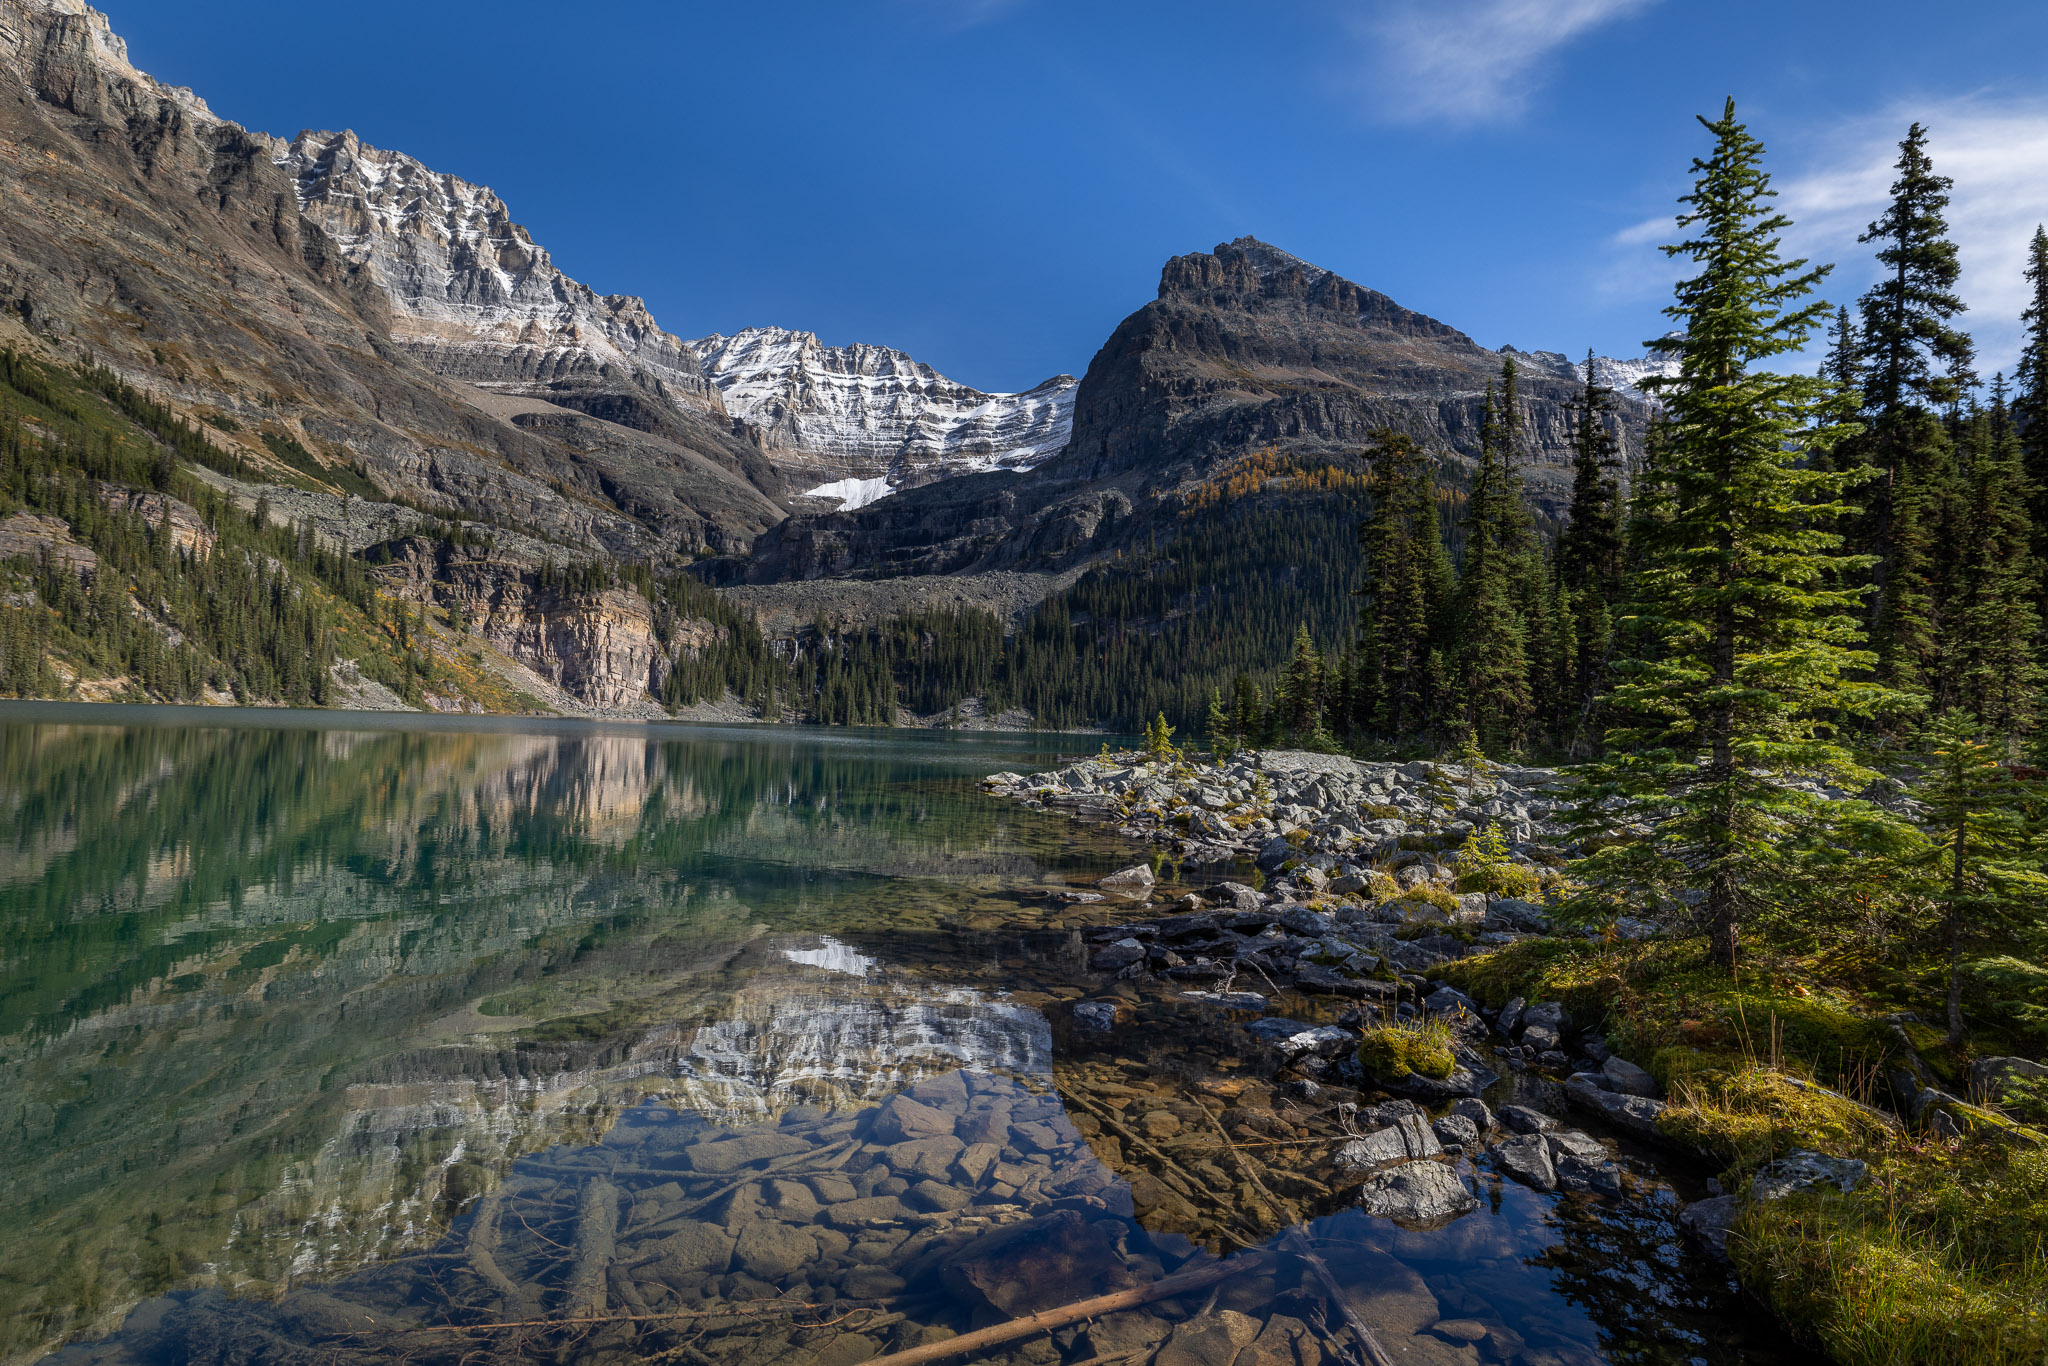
[692,326,1076,494]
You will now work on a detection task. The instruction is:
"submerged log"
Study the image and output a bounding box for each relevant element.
[860,1249,1275,1366]
[562,1177,619,1317]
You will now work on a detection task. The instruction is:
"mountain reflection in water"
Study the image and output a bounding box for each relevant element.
[2,707,1815,1366]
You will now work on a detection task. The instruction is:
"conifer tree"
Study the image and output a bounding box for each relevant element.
[1854,123,1974,677]
[1555,351,1626,753]
[1275,625,1324,740]
[1949,387,2043,748]
[1910,710,2047,1044]
[2017,226,2048,532]
[1457,370,1536,751]
[1357,429,1454,740]
[1568,99,1897,970]
[1206,688,1234,761]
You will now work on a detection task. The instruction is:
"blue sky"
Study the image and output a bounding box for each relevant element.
[112,1,2048,393]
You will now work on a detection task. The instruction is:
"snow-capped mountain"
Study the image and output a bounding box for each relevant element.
[271,129,726,421]
[1504,339,1683,400]
[692,327,1077,510]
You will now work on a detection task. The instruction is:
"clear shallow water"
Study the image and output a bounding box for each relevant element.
[0,704,1815,1366]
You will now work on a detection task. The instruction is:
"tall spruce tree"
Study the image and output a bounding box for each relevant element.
[1853,123,1974,682]
[1357,429,1454,740]
[1457,367,1537,751]
[1568,100,1897,970]
[1555,350,1626,754]
[2017,226,2048,537]
[1950,387,2043,748]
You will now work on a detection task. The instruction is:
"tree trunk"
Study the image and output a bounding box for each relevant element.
[1707,547,1739,971]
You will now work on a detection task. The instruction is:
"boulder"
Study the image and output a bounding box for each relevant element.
[1500,1105,1557,1135]
[1970,1055,2048,1105]
[1496,996,1527,1034]
[1257,837,1296,872]
[1749,1150,1869,1202]
[1451,1097,1496,1133]
[1521,1000,1572,1034]
[1243,1018,1354,1058]
[685,1132,811,1173]
[734,1221,816,1280]
[1355,1161,1479,1226]
[1679,1195,1738,1262]
[1601,1057,1661,1098]
[1563,1079,1669,1140]
[1071,999,1122,1030]
[1554,1149,1624,1196]
[1091,938,1148,972]
[1334,1115,1443,1169]
[1431,1114,1480,1149]
[1493,1133,1557,1191]
[1279,904,1335,936]
[870,1094,956,1143]
[1154,1310,1262,1366]
[1099,864,1156,890]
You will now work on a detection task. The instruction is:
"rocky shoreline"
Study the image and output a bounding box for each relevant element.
[985,749,1892,1254]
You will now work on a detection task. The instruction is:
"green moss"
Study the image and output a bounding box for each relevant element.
[1396,884,1460,915]
[1454,862,1542,898]
[1356,1018,1455,1081]
[1734,1146,2048,1366]
[1655,1064,1897,1179]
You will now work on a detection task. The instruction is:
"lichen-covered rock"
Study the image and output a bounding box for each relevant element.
[1355,1160,1479,1226]
[1749,1150,1868,1202]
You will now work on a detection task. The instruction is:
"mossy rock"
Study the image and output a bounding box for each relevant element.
[1356,1023,1455,1081]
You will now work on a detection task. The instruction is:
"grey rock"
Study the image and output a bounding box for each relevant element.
[1488,899,1550,932]
[869,1094,956,1144]
[1602,1057,1661,1098]
[1554,1149,1624,1196]
[1750,1150,1869,1202]
[1091,938,1148,971]
[1544,1129,1608,1163]
[1500,1105,1558,1135]
[1072,1000,1122,1030]
[1566,1070,1611,1091]
[1431,1114,1480,1149]
[1970,1055,2048,1105]
[1492,1134,1557,1191]
[1098,864,1156,890]
[1354,1161,1479,1226]
[1334,1115,1443,1169]
[1422,985,1481,1020]
[1563,1078,1669,1140]
[1450,1097,1496,1133]
[1579,1034,1613,1064]
[1279,905,1335,936]
[1679,1195,1739,1262]
[1521,1000,1572,1034]
[1520,1023,1561,1053]
[1497,996,1527,1034]
[1243,1018,1354,1058]
[1257,837,1296,872]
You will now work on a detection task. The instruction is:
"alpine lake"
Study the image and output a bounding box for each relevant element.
[0,704,1817,1366]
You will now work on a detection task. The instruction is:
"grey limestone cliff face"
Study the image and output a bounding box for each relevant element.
[744,237,1653,582]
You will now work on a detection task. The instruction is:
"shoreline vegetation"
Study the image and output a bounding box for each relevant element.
[989,740,2048,1364]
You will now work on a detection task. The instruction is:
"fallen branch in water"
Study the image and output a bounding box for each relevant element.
[859,1249,1276,1366]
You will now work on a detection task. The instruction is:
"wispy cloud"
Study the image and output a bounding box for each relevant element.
[1601,98,2048,374]
[1353,0,1658,126]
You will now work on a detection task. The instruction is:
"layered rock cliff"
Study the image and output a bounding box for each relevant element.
[692,326,1076,508]
[743,237,1658,582]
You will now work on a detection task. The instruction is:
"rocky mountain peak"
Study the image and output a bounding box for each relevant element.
[0,0,217,125]
[691,325,1078,510]
[272,128,728,424]
[1157,237,1476,347]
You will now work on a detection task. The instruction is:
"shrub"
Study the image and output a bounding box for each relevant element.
[1396,884,1460,915]
[1456,862,1542,898]
[1357,1017,1456,1081]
